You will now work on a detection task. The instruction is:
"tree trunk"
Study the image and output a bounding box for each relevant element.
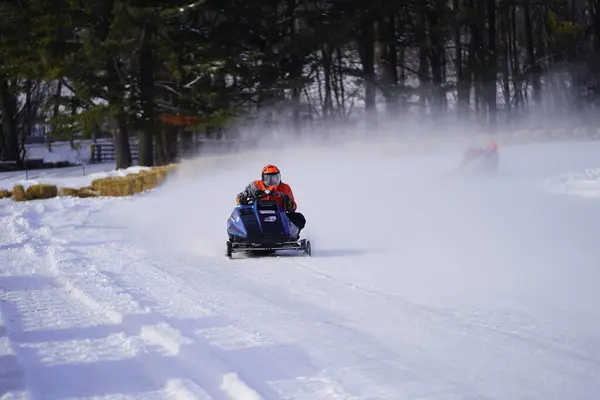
[359,14,376,119]
[25,80,33,143]
[114,113,132,169]
[180,129,194,158]
[455,0,470,119]
[486,0,497,126]
[524,1,541,105]
[375,14,398,115]
[397,11,407,110]
[288,0,302,134]
[501,7,511,122]
[0,78,20,166]
[510,5,523,110]
[321,43,333,118]
[428,0,446,117]
[98,0,131,168]
[138,22,155,166]
[592,0,600,52]
[49,80,63,151]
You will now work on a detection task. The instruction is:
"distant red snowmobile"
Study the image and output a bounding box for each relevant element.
[459,142,499,173]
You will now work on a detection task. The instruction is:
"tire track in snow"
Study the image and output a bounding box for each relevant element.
[1,200,218,400]
[98,246,491,400]
[13,198,275,400]
[1,207,151,399]
[64,223,367,400]
[169,252,600,400]
[0,300,28,400]
[73,243,317,400]
[6,200,451,399]
[287,255,600,368]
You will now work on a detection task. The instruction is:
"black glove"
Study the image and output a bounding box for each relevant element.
[238,197,250,205]
[282,195,294,211]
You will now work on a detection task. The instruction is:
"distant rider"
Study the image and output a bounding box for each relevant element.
[236,164,306,238]
[460,142,499,172]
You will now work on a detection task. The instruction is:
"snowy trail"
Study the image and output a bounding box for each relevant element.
[2,140,600,399]
[1,199,275,400]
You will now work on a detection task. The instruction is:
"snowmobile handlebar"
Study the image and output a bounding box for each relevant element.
[253,189,288,199]
[237,189,290,207]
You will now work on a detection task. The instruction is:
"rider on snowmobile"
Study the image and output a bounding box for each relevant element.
[460,142,499,172]
[236,164,306,238]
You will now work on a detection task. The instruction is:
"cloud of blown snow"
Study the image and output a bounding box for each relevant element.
[104,128,600,318]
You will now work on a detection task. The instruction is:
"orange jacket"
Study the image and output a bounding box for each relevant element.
[236,180,297,211]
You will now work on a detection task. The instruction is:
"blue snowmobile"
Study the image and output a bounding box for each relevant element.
[226,189,311,259]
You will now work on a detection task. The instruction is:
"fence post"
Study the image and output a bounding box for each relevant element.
[90,144,96,164]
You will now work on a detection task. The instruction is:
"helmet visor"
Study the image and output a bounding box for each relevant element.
[263,173,281,187]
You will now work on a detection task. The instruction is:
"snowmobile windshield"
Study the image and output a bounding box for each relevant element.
[263,173,281,187]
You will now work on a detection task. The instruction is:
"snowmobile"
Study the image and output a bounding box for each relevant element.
[458,143,499,174]
[226,189,311,259]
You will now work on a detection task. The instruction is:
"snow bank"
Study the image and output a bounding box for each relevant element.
[0,164,151,190]
[548,168,600,198]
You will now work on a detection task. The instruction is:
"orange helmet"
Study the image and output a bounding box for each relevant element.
[261,164,281,187]
[262,164,280,175]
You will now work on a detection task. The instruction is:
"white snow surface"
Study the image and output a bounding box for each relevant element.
[25,141,93,165]
[2,139,600,399]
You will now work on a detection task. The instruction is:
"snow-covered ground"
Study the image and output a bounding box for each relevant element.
[24,141,94,165]
[0,163,154,190]
[2,139,600,399]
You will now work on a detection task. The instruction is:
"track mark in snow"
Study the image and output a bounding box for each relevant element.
[29,331,145,366]
[164,378,213,400]
[46,246,126,325]
[1,201,225,399]
[103,249,473,399]
[195,325,277,351]
[196,254,599,399]
[0,301,28,399]
[221,373,264,400]
[77,242,324,400]
[34,224,279,399]
[288,256,600,368]
[139,323,193,356]
[269,376,359,400]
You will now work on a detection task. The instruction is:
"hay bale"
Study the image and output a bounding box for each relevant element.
[82,163,181,198]
[91,177,118,191]
[26,184,58,200]
[58,187,98,198]
[90,177,118,196]
[126,174,145,194]
[0,189,11,199]
[12,185,28,201]
[101,178,134,196]
[90,178,104,191]
[59,187,79,197]
[77,188,99,198]
[90,174,145,197]
[163,163,179,171]
[140,172,159,190]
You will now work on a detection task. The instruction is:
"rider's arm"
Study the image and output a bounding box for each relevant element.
[282,185,297,211]
[236,182,260,203]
